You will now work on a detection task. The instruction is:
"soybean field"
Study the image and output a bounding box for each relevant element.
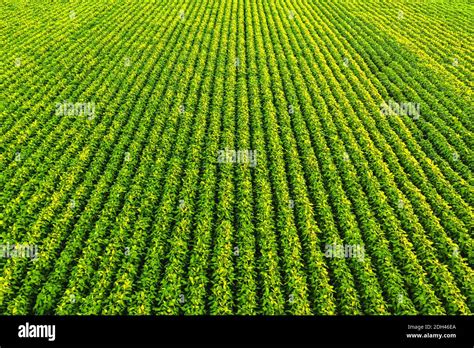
[0,0,473,315]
